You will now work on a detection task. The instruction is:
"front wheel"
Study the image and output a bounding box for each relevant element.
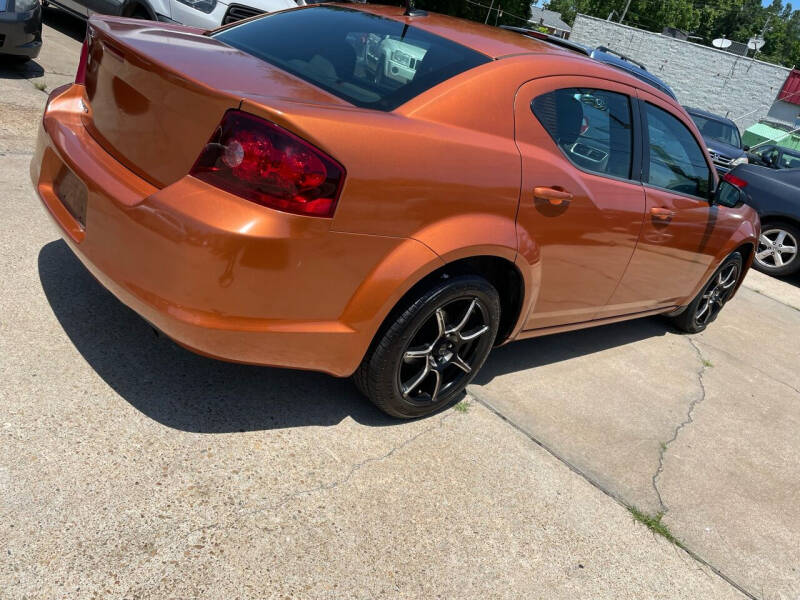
[354,275,500,419]
[672,252,742,334]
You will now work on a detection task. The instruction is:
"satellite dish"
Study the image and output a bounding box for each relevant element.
[747,37,765,50]
[712,38,732,49]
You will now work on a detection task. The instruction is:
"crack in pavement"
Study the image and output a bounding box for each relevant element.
[651,336,709,515]
[691,338,800,397]
[470,372,760,600]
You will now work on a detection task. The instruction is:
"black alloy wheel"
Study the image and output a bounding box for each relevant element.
[354,275,500,418]
[672,252,742,334]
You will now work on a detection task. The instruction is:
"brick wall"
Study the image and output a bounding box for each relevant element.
[569,14,793,130]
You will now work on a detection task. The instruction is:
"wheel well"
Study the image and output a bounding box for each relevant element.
[375,255,524,347]
[759,215,800,231]
[734,242,754,267]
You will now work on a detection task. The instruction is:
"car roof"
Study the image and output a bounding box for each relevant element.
[684,106,737,127]
[589,48,676,99]
[498,26,592,55]
[349,4,579,59]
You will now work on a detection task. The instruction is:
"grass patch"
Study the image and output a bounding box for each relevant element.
[701,358,713,368]
[33,81,47,91]
[454,400,470,413]
[628,506,682,548]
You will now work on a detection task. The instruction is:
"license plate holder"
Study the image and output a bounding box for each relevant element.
[54,168,88,228]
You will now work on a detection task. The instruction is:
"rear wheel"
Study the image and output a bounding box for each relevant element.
[354,275,500,419]
[672,252,742,334]
[754,222,800,277]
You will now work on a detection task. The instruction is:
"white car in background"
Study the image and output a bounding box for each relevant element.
[44,0,313,31]
[363,33,428,86]
[169,0,294,28]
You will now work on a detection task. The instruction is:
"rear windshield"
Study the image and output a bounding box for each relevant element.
[212,6,491,111]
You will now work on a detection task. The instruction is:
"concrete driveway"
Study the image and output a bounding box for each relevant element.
[2,11,799,599]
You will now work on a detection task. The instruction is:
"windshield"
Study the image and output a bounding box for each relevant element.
[212,6,490,111]
[689,114,742,148]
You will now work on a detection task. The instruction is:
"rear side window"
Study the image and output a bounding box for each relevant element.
[644,103,711,198]
[212,6,490,111]
[532,88,633,180]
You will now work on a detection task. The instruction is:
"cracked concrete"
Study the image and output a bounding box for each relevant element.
[470,285,800,599]
[651,337,711,516]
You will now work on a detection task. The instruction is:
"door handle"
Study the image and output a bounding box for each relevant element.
[650,207,675,221]
[533,186,573,206]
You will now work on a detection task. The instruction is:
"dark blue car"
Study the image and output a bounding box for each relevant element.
[684,107,748,174]
[499,28,677,100]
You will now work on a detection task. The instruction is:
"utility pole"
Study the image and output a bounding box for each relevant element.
[751,15,771,62]
[619,0,632,24]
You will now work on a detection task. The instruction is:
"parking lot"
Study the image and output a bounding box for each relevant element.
[2,12,800,600]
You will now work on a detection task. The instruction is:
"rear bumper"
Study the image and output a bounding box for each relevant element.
[31,84,429,376]
[0,6,42,58]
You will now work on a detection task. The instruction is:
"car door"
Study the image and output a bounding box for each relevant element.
[514,77,646,330]
[605,90,728,313]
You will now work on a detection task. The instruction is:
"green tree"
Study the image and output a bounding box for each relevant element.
[545,0,800,67]
[416,0,532,26]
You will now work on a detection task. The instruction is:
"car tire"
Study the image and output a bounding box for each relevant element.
[671,252,743,334]
[354,275,500,419]
[753,222,800,277]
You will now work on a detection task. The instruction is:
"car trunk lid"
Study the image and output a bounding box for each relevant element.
[82,17,351,188]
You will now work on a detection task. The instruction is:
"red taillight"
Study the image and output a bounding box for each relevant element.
[190,111,345,218]
[723,172,748,188]
[75,35,90,85]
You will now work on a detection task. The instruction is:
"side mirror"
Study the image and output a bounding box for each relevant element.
[714,178,747,207]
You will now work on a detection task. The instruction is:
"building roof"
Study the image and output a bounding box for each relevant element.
[778,69,800,106]
[743,122,800,151]
[528,6,571,33]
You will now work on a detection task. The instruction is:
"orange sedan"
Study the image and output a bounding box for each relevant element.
[31,4,759,418]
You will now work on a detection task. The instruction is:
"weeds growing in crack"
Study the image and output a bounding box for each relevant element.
[651,336,711,515]
[628,506,684,548]
[454,399,471,413]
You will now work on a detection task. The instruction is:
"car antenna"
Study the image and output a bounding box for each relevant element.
[403,0,427,17]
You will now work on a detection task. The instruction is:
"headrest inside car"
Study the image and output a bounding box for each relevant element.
[532,90,584,146]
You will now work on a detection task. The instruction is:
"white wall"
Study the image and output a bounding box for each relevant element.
[569,14,793,130]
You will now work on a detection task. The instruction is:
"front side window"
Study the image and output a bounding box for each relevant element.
[531,88,633,180]
[212,6,490,111]
[645,103,711,198]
